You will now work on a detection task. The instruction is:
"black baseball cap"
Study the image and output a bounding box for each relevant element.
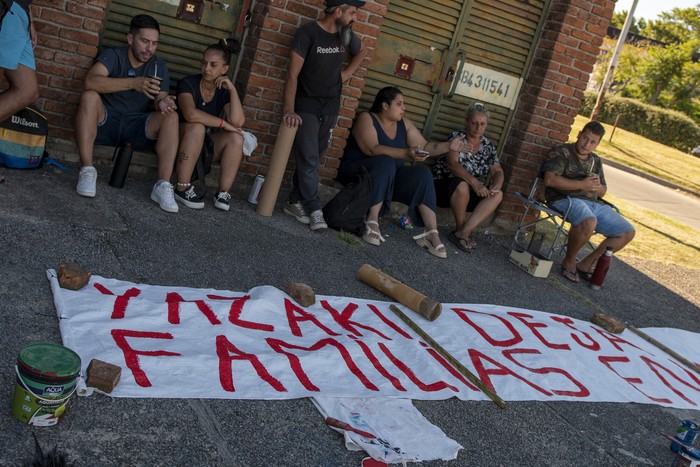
[325,0,366,7]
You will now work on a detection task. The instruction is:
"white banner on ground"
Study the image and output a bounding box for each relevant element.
[48,271,700,409]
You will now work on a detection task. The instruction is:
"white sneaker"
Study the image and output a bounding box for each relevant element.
[309,209,327,232]
[150,181,179,213]
[76,166,97,197]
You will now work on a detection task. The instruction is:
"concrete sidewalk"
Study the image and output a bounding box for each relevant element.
[1,163,698,467]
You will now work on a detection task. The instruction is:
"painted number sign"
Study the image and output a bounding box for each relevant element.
[452,62,522,109]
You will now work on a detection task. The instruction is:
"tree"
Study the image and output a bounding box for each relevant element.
[640,7,700,44]
[639,42,693,105]
[610,10,643,34]
[599,6,700,122]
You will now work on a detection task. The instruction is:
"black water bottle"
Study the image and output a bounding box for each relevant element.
[109,142,133,188]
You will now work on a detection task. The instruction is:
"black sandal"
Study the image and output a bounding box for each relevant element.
[577,267,593,282]
[561,266,580,283]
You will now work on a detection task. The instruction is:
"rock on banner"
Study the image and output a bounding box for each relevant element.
[47,270,700,408]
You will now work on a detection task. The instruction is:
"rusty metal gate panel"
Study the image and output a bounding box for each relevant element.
[361,0,464,131]
[101,0,249,91]
[363,0,551,150]
[434,0,550,150]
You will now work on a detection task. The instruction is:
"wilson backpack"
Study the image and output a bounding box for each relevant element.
[0,106,48,169]
[322,166,372,236]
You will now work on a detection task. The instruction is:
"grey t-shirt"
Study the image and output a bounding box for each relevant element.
[96,46,170,114]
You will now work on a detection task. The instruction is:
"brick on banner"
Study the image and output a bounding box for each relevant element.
[58,263,91,290]
[590,312,625,334]
[286,282,316,307]
[86,359,122,393]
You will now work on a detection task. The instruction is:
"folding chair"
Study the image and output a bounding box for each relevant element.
[511,166,573,259]
[511,164,619,260]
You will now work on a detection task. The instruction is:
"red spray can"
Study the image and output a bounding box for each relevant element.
[589,247,613,290]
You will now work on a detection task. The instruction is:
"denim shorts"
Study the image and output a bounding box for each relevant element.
[550,197,634,237]
[95,105,156,150]
[0,3,35,71]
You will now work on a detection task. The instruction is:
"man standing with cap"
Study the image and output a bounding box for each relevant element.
[282,0,367,231]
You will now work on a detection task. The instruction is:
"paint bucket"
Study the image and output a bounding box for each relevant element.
[12,342,82,426]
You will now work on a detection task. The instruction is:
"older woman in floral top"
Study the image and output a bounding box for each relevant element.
[432,102,505,251]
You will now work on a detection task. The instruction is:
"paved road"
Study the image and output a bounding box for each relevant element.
[1,166,698,467]
[604,164,700,231]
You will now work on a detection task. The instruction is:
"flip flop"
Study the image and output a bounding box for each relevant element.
[577,267,593,282]
[448,231,473,252]
[561,266,579,283]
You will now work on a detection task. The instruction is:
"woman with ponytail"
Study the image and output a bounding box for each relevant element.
[174,38,245,211]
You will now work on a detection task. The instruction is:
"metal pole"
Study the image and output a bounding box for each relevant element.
[609,113,621,142]
[591,0,638,121]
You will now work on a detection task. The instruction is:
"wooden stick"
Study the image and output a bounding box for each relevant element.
[325,417,376,439]
[357,264,441,321]
[256,123,297,217]
[627,325,700,375]
[389,304,507,409]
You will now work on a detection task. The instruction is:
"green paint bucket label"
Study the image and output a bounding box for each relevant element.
[12,342,82,426]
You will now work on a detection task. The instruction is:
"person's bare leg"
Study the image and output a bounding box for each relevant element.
[562,217,596,273]
[176,122,205,187]
[74,90,105,167]
[457,191,503,247]
[213,131,244,193]
[417,204,443,249]
[577,229,635,272]
[147,111,179,181]
[0,64,38,122]
[449,181,469,233]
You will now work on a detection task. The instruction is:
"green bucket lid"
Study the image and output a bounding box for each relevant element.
[18,343,82,378]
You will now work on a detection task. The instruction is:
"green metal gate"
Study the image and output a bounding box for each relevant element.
[101,0,250,91]
[362,0,552,150]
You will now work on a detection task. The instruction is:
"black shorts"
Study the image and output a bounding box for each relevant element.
[434,177,483,212]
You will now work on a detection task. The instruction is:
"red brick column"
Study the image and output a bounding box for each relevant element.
[235,0,385,181]
[497,0,615,225]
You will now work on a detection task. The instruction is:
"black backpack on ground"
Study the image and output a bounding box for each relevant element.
[323,166,372,236]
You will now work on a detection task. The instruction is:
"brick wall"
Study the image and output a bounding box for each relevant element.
[27,0,107,142]
[498,0,615,224]
[4,0,614,226]
[235,0,385,182]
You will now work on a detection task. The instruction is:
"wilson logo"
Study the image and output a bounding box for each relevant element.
[11,115,40,129]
